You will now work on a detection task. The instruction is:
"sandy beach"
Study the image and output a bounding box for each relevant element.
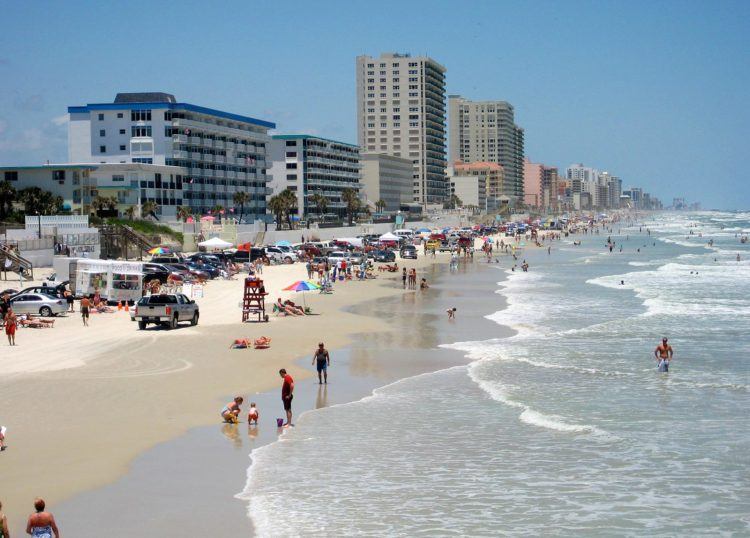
[0,246,468,534]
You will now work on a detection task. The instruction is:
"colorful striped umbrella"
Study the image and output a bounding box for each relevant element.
[148,246,171,255]
[282,280,320,309]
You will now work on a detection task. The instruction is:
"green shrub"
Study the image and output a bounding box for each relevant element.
[106,218,183,244]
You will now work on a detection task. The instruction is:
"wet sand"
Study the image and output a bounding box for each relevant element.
[52,257,514,536]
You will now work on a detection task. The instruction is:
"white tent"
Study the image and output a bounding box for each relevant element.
[198,237,233,249]
[378,232,400,241]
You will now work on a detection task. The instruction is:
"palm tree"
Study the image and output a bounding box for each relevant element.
[375,199,386,214]
[267,194,287,229]
[124,206,136,220]
[310,193,328,221]
[233,191,250,223]
[142,200,159,220]
[176,205,192,222]
[211,204,225,218]
[280,189,297,230]
[443,194,463,211]
[341,188,360,226]
[0,181,16,220]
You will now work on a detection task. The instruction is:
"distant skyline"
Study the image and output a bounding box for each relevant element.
[1,0,748,209]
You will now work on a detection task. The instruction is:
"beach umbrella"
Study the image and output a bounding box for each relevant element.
[148,246,171,255]
[282,280,320,309]
[276,240,292,247]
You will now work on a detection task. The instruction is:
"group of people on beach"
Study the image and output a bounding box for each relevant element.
[0,497,60,538]
[221,343,332,429]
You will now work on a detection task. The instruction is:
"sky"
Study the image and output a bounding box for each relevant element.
[1,0,748,209]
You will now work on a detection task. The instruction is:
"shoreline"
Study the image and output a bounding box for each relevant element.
[51,251,513,536]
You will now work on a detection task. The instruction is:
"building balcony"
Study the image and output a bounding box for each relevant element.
[214,155,226,164]
[173,150,188,159]
[226,170,237,179]
[172,134,188,144]
[202,138,214,148]
[189,136,202,145]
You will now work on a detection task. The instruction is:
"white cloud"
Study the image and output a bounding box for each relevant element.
[51,114,68,127]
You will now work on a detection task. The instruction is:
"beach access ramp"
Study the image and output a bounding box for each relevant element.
[0,242,33,281]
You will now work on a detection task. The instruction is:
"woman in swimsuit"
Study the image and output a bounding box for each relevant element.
[221,396,243,423]
[26,498,59,538]
[4,307,17,346]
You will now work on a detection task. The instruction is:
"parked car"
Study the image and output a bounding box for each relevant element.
[327,251,350,265]
[265,247,297,264]
[165,263,211,281]
[142,263,172,283]
[188,253,223,266]
[185,261,220,279]
[10,284,66,299]
[400,245,418,259]
[10,293,67,317]
[133,293,199,330]
[151,254,183,264]
[348,251,366,265]
[373,249,396,262]
[232,248,265,263]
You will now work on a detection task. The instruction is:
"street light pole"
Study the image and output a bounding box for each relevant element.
[37,213,41,239]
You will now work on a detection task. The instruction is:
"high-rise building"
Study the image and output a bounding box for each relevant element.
[360,152,414,213]
[448,165,487,211]
[68,92,275,221]
[448,95,524,201]
[268,135,360,220]
[452,161,505,211]
[356,53,447,206]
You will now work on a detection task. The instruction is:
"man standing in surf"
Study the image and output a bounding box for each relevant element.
[654,338,674,372]
[279,368,294,426]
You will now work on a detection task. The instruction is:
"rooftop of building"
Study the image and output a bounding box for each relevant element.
[358,53,446,72]
[68,93,275,129]
[360,151,413,163]
[453,161,504,171]
[272,134,358,148]
[0,162,183,172]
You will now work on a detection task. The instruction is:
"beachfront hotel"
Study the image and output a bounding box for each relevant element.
[268,135,361,220]
[451,161,508,212]
[359,152,415,213]
[355,53,448,207]
[523,157,560,211]
[448,95,525,203]
[68,92,276,221]
[566,163,622,210]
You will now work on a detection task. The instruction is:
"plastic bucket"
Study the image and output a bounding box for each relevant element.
[276,418,284,427]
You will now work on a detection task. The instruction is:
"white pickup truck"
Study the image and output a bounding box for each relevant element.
[133,293,199,330]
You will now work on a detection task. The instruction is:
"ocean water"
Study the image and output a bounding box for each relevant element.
[239,212,750,537]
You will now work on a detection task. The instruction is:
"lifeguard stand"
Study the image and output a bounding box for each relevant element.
[242,277,269,322]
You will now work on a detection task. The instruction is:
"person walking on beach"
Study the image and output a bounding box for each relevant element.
[0,292,10,327]
[654,337,674,372]
[402,267,407,288]
[5,307,17,346]
[279,368,294,426]
[26,498,59,538]
[312,342,331,384]
[0,500,9,537]
[80,295,91,326]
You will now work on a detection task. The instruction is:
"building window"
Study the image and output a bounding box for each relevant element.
[52,170,66,181]
[133,158,153,164]
[4,171,18,182]
[99,129,106,137]
[117,112,123,118]
[285,151,297,158]
[286,163,297,169]
[98,113,104,121]
[285,140,297,147]
[119,145,126,151]
[131,110,152,121]
[286,174,297,180]
[100,145,106,153]
[112,175,125,182]
[119,129,126,135]
[131,126,152,137]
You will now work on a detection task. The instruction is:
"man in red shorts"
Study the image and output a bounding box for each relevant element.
[279,368,294,426]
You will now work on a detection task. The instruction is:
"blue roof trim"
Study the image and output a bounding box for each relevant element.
[67,102,275,129]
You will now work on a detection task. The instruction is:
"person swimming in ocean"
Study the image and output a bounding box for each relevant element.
[654,338,674,372]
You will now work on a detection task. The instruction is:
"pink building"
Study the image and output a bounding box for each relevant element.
[523,157,543,207]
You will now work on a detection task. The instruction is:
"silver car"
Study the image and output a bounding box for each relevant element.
[10,293,68,317]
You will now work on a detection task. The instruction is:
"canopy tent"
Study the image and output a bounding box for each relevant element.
[275,240,292,247]
[198,237,233,249]
[378,232,399,241]
[237,242,253,252]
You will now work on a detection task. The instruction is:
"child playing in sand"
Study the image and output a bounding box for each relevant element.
[447,307,456,320]
[221,396,243,423]
[247,402,259,425]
